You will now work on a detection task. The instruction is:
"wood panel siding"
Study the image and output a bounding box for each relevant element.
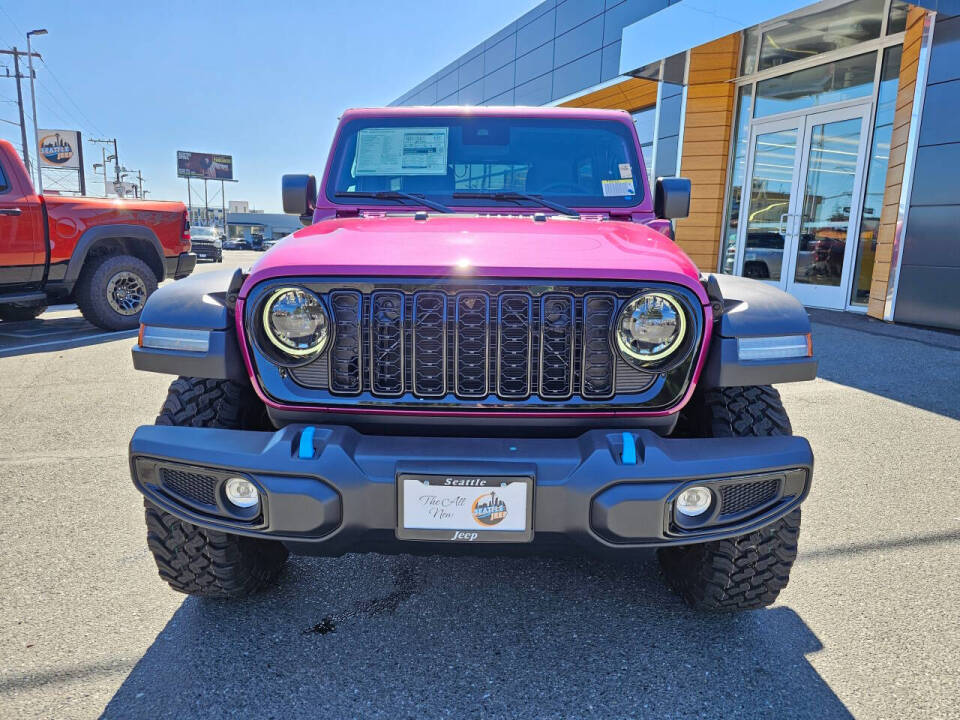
[559,77,659,112]
[867,6,927,319]
[674,34,741,271]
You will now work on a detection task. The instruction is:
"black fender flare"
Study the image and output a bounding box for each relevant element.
[132,268,247,381]
[64,224,166,287]
[701,274,818,388]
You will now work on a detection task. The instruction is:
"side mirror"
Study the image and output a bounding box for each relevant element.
[282,174,317,224]
[654,177,691,220]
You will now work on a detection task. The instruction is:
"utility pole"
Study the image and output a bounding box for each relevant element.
[90,138,120,183]
[26,29,47,192]
[0,47,41,179]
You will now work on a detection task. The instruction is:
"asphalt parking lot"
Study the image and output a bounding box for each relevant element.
[1,251,957,719]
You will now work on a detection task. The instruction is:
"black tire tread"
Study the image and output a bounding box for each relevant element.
[702,385,792,437]
[659,385,799,611]
[145,376,284,597]
[660,509,800,611]
[0,303,47,322]
[145,501,287,597]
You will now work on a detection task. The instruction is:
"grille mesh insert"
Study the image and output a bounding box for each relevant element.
[456,293,489,398]
[370,291,404,395]
[719,478,780,517]
[539,294,575,399]
[160,468,218,507]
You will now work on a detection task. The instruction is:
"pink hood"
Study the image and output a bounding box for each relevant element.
[241,214,707,304]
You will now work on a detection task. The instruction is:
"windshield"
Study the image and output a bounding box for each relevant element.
[192,227,217,237]
[326,115,645,209]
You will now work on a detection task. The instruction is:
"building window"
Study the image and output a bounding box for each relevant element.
[756,0,886,71]
[719,85,753,274]
[632,106,656,186]
[850,45,902,305]
[754,51,877,118]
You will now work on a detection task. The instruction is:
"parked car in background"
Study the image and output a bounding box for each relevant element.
[0,139,194,329]
[223,238,247,250]
[129,106,817,612]
[189,226,223,263]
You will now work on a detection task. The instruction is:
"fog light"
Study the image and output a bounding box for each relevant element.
[224,477,259,508]
[676,486,712,517]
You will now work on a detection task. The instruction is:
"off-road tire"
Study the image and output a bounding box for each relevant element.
[0,302,47,322]
[145,377,286,597]
[145,502,288,597]
[659,385,800,611]
[74,253,157,331]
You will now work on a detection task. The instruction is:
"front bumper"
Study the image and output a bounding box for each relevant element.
[191,244,220,261]
[129,425,812,555]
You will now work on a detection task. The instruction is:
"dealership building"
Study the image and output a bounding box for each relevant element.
[393,0,960,330]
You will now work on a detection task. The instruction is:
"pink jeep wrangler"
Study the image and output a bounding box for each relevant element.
[129,107,816,610]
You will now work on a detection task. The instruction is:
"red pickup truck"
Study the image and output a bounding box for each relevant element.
[0,140,195,330]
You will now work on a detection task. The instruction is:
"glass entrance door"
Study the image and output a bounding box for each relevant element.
[735,104,872,309]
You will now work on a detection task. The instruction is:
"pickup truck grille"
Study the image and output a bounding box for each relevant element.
[285,287,659,404]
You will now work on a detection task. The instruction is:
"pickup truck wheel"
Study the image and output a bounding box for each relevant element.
[0,302,47,322]
[145,377,285,597]
[658,386,799,611]
[75,254,157,331]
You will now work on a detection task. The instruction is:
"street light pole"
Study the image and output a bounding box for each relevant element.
[26,29,47,192]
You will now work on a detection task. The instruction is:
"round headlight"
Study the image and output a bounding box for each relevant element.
[615,292,686,364]
[262,287,330,357]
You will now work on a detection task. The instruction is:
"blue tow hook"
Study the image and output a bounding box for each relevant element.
[298,426,317,459]
[620,432,637,465]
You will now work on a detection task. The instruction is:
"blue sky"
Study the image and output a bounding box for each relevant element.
[0,1,539,211]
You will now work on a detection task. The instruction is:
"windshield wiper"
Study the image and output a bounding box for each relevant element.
[451,191,580,218]
[334,190,452,214]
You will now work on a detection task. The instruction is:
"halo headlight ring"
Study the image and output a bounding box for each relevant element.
[612,291,691,370]
[256,286,332,366]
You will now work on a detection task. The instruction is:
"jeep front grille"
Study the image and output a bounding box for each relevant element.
[248,280,704,412]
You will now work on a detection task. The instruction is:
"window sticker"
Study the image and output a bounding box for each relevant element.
[602,178,635,197]
[618,163,633,179]
[355,127,449,176]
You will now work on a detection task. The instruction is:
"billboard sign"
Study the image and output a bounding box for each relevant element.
[177,150,234,180]
[37,129,82,170]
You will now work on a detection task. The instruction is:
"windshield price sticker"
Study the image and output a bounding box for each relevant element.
[602,178,635,197]
[355,127,449,176]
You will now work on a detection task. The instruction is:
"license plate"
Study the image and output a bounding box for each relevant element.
[396,474,533,543]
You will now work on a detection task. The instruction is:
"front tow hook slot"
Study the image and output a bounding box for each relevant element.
[297,427,317,459]
[621,432,637,465]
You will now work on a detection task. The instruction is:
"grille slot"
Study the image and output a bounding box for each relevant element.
[328,290,362,394]
[160,468,218,507]
[719,478,781,517]
[539,294,575,399]
[455,293,489,398]
[370,291,404,396]
[581,293,616,399]
[497,294,532,399]
[412,292,447,397]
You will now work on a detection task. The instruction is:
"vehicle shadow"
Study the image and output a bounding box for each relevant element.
[808,310,960,420]
[100,552,851,719]
[0,313,135,358]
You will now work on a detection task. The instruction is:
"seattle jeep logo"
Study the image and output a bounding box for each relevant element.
[471,491,507,526]
[39,133,74,165]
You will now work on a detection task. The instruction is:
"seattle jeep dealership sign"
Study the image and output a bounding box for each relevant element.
[37,129,82,170]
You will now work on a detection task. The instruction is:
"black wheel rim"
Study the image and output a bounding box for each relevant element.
[106,271,147,315]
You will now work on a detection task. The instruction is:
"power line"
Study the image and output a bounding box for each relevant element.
[37,57,105,137]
